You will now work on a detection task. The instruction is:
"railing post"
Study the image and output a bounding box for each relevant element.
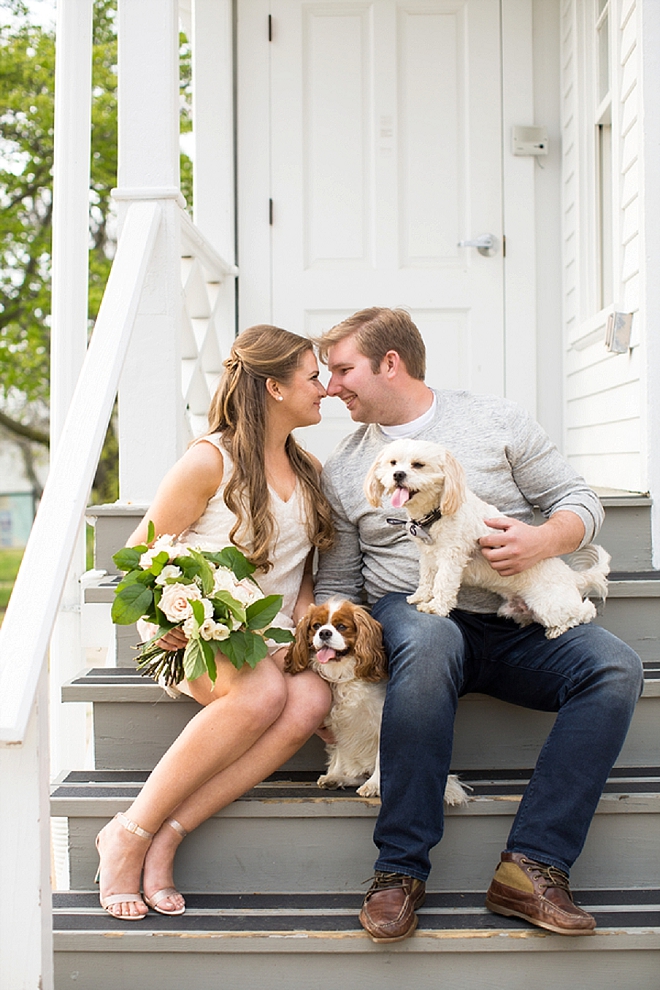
[115,0,186,504]
[0,668,53,990]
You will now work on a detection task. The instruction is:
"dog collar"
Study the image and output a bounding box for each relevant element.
[386,506,442,544]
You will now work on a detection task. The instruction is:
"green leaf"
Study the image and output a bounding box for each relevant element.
[111,583,154,625]
[183,638,207,682]
[186,548,215,596]
[246,595,283,631]
[211,591,246,625]
[147,519,155,543]
[222,630,269,670]
[116,569,141,591]
[135,569,156,585]
[149,550,171,576]
[173,555,202,581]
[263,626,295,644]
[112,547,141,572]
[203,547,255,580]
[201,638,218,682]
[190,598,205,625]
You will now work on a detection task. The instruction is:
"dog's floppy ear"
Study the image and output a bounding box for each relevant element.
[439,449,466,516]
[353,608,388,683]
[364,453,387,507]
[283,607,314,674]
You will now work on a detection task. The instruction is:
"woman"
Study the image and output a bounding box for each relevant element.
[95,325,334,919]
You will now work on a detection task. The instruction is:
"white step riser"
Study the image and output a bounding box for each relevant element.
[53,942,660,990]
[89,691,659,772]
[63,796,660,894]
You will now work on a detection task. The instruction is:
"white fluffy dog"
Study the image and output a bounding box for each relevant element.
[365,440,610,640]
[285,599,469,805]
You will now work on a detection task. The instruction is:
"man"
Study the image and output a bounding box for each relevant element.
[314,307,643,942]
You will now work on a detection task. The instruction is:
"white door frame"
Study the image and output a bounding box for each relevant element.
[234,0,538,416]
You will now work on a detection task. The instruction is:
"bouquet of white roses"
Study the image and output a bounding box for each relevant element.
[111,522,294,687]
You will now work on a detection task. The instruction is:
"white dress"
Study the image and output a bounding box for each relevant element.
[179,433,312,640]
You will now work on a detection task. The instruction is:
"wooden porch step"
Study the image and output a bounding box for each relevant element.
[52,767,660,893]
[61,663,660,773]
[52,890,660,990]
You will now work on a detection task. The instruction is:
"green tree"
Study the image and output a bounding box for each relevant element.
[0,0,192,502]
[0,0,118,495]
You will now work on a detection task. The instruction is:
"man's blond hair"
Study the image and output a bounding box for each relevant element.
[315,307,426,380]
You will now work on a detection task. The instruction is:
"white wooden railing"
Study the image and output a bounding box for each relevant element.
[0,199,161,988]
[0,198,238,987]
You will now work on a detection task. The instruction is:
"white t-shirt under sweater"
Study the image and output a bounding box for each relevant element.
[179,433,311,635]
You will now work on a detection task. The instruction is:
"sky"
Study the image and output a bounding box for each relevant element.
[0,0,56,29]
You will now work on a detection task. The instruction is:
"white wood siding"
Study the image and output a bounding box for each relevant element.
[561,0,646,492]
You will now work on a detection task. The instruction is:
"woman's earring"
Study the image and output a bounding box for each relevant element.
[276,395,284,402]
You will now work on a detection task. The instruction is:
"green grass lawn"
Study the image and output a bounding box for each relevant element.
[0,527,95,625]
[0,548,24,623]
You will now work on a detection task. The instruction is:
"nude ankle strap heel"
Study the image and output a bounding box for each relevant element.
[116,811,155,840]
[95,812,154,920]
[166,818,188,839]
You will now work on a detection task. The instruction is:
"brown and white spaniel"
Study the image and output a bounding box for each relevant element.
[285,598,468,804]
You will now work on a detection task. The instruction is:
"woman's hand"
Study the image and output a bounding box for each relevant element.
[157,628,189,652]
[315,722,336,744]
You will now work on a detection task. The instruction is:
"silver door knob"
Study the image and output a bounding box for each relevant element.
[458,234,499,257]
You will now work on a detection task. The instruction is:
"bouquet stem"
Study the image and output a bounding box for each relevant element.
[135,642,186,687]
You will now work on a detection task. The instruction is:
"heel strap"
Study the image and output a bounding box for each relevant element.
[116,812,154,840]
[167,818,188,839]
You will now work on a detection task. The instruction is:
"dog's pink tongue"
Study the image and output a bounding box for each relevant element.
[316,646,337,664]
[391,487,410,509]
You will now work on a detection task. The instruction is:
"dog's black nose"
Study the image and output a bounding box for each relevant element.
[318,627,333,640]
[393,470,407,484]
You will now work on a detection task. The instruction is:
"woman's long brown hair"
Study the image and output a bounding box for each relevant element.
[205,325,334,572]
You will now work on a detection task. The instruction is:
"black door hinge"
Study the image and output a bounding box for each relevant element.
[269,198,273,225]
[268,14,272,41]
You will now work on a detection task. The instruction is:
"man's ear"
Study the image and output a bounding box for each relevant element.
[381,350,400,379]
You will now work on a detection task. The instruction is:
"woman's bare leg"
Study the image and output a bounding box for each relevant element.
[96,655,290,918]
[141,669,331,912]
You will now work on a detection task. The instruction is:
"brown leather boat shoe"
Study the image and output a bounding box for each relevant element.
[359,871,426,942]
[485,852,596,935]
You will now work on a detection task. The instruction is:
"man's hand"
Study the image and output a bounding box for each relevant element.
[478,511,585,577]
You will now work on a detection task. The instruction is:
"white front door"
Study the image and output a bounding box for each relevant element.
[238,0,505,461]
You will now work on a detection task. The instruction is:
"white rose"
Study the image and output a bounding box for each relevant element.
[155,564,182,586]
[159,582,203,622]
[212,568,263,611]
[140,535,176,568]
[199,618,231,642]
[233,577,263,606]
[212,568,242,597]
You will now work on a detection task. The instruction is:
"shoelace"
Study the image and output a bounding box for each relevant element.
[362,871,409,892]
[522,859,572,895]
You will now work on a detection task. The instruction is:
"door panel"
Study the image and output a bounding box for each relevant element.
[238,0,504,462]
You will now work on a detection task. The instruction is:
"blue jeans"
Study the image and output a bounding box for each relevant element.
[371,593,643,880]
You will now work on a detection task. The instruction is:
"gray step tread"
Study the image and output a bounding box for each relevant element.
[62,661,660,702]
[52,889,660,949]
[83,570,660,603]
[51,767,660,819]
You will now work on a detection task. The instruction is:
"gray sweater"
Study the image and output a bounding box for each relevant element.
[315,390,604,613]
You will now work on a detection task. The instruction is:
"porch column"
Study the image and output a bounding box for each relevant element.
[191,0,237,350]
[116,0,185,503]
